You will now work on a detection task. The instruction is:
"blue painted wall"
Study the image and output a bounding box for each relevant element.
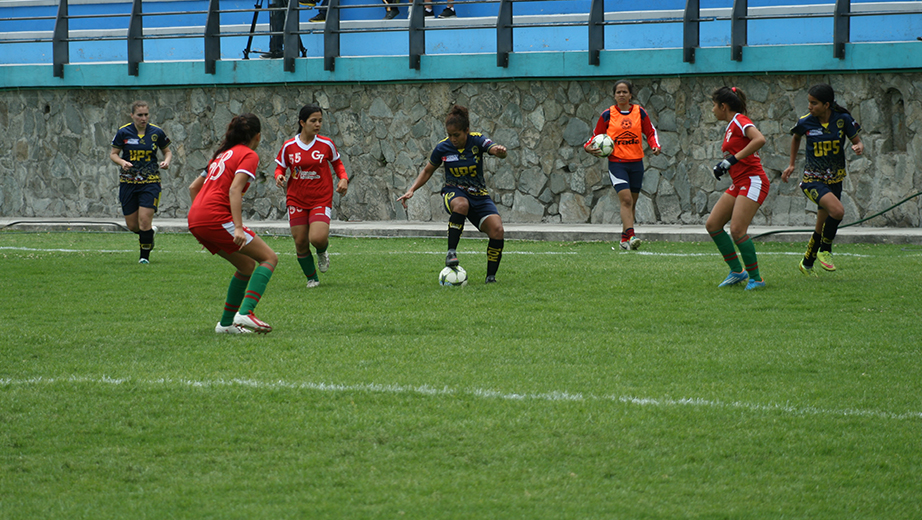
[1,0,920,89]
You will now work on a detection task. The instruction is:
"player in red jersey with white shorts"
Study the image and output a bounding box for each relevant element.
[704,86,770,291]
[274,104,349,288]
[188,113,279,333]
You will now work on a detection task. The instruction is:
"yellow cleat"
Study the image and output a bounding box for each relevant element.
[816,251,836,271]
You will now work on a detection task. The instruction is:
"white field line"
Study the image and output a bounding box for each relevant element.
[2,375,919,421]
[0,246,874,258]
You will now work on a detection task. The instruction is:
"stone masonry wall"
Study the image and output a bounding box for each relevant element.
[1,73,920,227]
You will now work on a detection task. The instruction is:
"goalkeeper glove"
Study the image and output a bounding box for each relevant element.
[713,155,738,180]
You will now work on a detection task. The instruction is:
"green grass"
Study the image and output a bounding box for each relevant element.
[2,231,921,519]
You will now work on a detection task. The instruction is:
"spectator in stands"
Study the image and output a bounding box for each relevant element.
[424,2,456,18]
[262,0,285,58]
[309,0,327,22]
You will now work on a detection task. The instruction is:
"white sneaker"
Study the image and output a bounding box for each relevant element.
[306,279,320,288]
[619,240,631,250]
[317,251,330,273]
[629,236,642,250]
[233,312,272,333]
[215,322,253,334]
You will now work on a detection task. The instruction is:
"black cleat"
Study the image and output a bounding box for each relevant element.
[485,275,497,284]
[445,249,459,267]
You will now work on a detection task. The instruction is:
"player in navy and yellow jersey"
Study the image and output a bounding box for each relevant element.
[109,101,172,264]
[782,84,863,274]
[583,79,661,251]
[705,86,770,291]
[398,105,508,283]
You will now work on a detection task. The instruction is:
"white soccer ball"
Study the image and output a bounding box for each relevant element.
[439,266,468,287]
[590,134,614,156]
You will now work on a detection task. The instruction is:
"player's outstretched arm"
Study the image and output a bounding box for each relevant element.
[398,162,437,208]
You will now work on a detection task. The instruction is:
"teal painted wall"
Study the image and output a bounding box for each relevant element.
[2,42,921,90]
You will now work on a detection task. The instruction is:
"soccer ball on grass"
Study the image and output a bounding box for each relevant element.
[439,266,468,287]
[590,134,614,156]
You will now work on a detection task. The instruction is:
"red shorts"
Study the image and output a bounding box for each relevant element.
[288,205,331,227]
[726,174,770,205]
[189,221,257,255]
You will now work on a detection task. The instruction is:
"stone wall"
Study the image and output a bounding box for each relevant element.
[1,73,920,227]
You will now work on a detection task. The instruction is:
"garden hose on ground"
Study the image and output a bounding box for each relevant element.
[751,191,922,240]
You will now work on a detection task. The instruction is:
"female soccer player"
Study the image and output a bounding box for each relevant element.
[782,83,863,274]
[583,79,661,251]
[109,100,172,264]
[273,104,349,288]
[704,86,769,291]
[188,113,279,334]
[397,104,508,283]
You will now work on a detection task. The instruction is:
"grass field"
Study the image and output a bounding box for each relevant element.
[2,230,921,519]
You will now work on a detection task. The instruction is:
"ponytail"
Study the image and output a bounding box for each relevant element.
[711,86,747,114]
[445,104,470,131]
[211,113,261,162]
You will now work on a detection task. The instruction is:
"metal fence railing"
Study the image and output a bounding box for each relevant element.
[1,0,920,78]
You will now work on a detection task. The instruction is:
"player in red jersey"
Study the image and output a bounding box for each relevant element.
[704,87,770,291]
[188,113,279,333]
[583,80,661,251]
[274,104,349,288]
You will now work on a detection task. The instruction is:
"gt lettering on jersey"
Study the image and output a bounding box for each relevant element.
[275,133,344,209]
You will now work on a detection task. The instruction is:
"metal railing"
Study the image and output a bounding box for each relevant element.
[1,0,920,78]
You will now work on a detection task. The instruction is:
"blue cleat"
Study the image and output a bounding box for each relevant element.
[745,279,766,291]
[717,270,748,287]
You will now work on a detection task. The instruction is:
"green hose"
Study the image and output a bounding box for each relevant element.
[751,191,922,240]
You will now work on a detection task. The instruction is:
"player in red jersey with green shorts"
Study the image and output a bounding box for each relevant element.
[188,113,279,334]
[704,87,770,291]
[274,104,349,289]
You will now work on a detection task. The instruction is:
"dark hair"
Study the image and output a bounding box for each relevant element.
[296,103,323,135]
[711,86,747,114]
[445,104,469,131]
[612,79,634,97]
[211,113,261,162]
[808,83,850,115]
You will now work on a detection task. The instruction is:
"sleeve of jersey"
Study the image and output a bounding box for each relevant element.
[429,144,444,167]
[639,108,661,149]
[274,144,287,170]
[331,159,348,180]
[845,115,861,139]
[586,111,611,148]
[111,129,123,148]
[790,118,807,136]
[236,150,260,180]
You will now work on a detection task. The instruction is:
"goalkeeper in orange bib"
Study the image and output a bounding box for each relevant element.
[583,79,661,250]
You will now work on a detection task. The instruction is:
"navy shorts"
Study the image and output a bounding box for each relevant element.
[119,183,161,216]
[608,160,644,193]
[441,187,499,230]
[799,181,842,210]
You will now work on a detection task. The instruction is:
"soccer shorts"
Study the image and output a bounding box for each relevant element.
[189,222,256,255]
[119,183,161,215]
[441,187,500,230]
[726,174,770,205]
[799,180,842,210]
[288,205,331,227]
[608,160,644,193]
